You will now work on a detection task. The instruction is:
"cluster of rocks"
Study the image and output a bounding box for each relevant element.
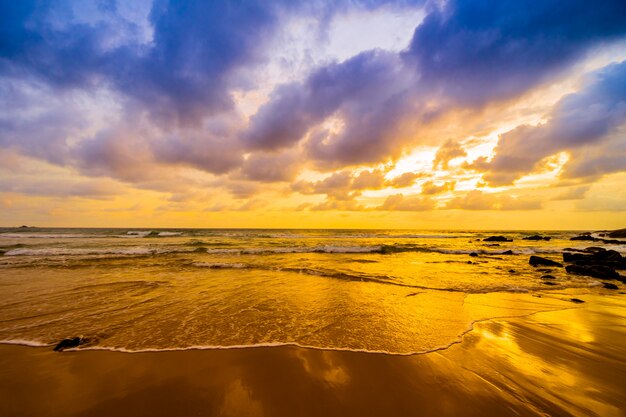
[528,248,625,290]
[570,232,626,245]
[482,234,551,243]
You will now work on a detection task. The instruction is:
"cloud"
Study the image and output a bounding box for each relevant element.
[1,0,626,214]
[238,151,302,182]
[377,193,434,211]
[244,50,415,168]
[0,177,124,200]
[421,180,455,195]
[405,0,626,105]
[0,0,285,126]
[310,199,366,211]
[387,171,424,188]
[242,0,626,171]
[292,168,424,201]
[551,185,590,201]
[433,139,466,169]
[473,61,626,185]
[446,190,542,210]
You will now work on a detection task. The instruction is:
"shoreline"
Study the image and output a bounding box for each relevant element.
[1,295,624,417]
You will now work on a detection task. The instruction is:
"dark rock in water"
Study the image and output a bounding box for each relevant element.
[483,236,512,242]
[542,281,557,286]
[608,228,626,238]
[529,256,563,267]
[469,252,479,257]
[508,269,516,273]
[541,275,556,279]
[19,225,30,228]
[570,298,585,303]
[53,337,86,352]
[563,248,588,253]
[523,235,551,241]
[584,247,606,253]
[565,264,621,280]
[571,235,598,241]
[563,249,626,270]
[501,250,514,255]
[603,282,619,290]
[537,269,553,273]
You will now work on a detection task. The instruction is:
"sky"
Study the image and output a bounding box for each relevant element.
[1,0,626,229]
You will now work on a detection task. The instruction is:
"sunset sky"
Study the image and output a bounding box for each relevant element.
[1,0,626,229]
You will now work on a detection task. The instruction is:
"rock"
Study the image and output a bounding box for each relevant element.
[483,236,512,242]
[584,247,606,253]
[570,235,598,241]
[53,337,85,352]
[603,282,619,290]
[608,228,626,238]
[541,275,556,279]
[565,264,621,280]
[542,281,557,286]
[501,250,514,255]
[523,235,551,241]
[537,269,553,273]
[529,256,563,267]
[563,249,626,270]
[508,269,516,273]
[469,252,479,257]
[570,298,585,303]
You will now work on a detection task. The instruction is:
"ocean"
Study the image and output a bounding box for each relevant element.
[0,228,623,354]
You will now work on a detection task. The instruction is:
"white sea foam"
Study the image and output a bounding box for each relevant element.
[0,339,51,347]
[126,231,153,237]
[157,232,183,237]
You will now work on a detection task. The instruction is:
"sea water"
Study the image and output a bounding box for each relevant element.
[0,228,622,354]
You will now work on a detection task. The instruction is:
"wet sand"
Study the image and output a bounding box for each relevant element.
[0,295,624,417]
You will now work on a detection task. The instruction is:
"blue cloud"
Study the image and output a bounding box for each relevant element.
[406,0,626,104]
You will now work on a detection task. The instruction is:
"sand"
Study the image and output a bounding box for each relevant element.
[0,294,624,417]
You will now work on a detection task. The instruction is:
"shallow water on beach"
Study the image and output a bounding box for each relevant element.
[0,228,623,353]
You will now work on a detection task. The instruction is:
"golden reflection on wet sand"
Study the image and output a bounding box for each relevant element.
[0,294,624,417]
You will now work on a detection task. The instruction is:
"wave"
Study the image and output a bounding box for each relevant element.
[0,304,572,355]
[189,262,549,294]
[2,243,587,258]
[3,246,196,257]
[265,233,470,239]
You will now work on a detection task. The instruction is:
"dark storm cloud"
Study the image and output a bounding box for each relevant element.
[473,61,626,185]
[243,50,412,161]
[0,0,281,125]
[406,0,626,105]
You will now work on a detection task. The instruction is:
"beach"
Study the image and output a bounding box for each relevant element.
[1,295,625,417]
